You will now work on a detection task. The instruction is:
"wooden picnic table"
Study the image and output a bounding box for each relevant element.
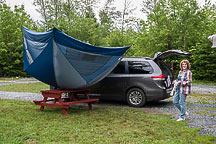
[33,89,99,115]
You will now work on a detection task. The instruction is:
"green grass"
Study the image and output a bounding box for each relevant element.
[0,99,215,144]
[202,107,216,111]
[192,107,216,117]
[193,112,216,117]
[187,93,216,104]
[0,81,215,143]
[193,80,216,85]
[0,82,49,93]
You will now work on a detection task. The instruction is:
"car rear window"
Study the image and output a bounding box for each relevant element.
[128,61,153,74]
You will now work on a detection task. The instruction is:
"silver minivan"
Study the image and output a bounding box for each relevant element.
[89,50,192,107]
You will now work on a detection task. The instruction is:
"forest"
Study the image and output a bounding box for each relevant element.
[0,0,216,81]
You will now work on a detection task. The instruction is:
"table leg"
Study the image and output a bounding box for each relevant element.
[62,108,68,115]
[40,106,44,111]
[88,103,93,110]
[58,97,68,115]
[40,97,48,111]
[53,98,57,104]
[84,91,92,110]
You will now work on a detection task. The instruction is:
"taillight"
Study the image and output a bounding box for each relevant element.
[152,73,165,80]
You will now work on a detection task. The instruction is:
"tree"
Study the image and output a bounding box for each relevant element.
[34,0,105,46]
[189,1,216,80]
[33,0,50,29]
[137,0,216,80]
[141,0,158,15]
[99,0,119,37]
[137,0,205,55]
[0,3,37,76]
[118,0,137,32]
[80,0,97,19]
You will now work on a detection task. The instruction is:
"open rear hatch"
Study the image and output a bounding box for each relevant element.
[153,50,192,60]
[153,50,192,88]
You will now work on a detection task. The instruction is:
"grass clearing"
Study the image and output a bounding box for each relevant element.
[0,81,216,143]
[0,99,215,144]
[202,107,216,111]
[193,112,216,117]
[0,82,49,93]
[187,93,216,104]
[193,80,216,85]
[192,107,216,117]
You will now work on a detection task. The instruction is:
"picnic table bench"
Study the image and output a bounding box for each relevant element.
[33,89,99,115]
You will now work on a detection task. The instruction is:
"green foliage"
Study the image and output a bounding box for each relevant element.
[99,0,119,38]
[0,3,37,77]
[136,0,204,55]
[136,0,216,81]
[1,0,216,82]
[190,43,216,81]
[0,82,49,93]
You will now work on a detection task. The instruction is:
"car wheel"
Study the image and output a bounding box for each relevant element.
[126,88,146,107]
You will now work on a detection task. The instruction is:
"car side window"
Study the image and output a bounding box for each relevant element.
[111,61,125,74]
[128,61,153,74]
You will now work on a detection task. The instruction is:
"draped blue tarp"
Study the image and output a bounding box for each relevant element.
[22,26,131,89]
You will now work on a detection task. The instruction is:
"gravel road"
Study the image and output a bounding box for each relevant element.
[0,81,215,138]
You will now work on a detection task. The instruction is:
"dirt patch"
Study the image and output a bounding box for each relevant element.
[24,139,37,143]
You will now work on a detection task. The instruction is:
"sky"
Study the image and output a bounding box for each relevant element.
[6,0,39,20]
[4,0,146,21]
[5,0,216,22]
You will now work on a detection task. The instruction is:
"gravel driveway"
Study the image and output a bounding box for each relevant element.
[0,82,215,138]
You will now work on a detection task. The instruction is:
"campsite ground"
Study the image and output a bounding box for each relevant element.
[96,84,216,137]
[0,78,216,140]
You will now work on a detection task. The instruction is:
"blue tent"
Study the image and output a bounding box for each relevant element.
[22,26,131,89]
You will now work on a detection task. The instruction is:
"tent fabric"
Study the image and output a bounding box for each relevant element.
[22,26,131,89]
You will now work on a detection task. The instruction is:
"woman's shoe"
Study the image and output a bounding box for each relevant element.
[176,118,185,121]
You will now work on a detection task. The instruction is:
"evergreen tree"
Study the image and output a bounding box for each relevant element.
[0,3,37,76]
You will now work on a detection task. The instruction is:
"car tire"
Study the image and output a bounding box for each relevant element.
[126,88,146,107]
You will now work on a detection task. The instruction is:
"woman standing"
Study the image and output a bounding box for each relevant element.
[173,60,192,121]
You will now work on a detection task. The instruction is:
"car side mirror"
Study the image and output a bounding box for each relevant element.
[208,34,216,48]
